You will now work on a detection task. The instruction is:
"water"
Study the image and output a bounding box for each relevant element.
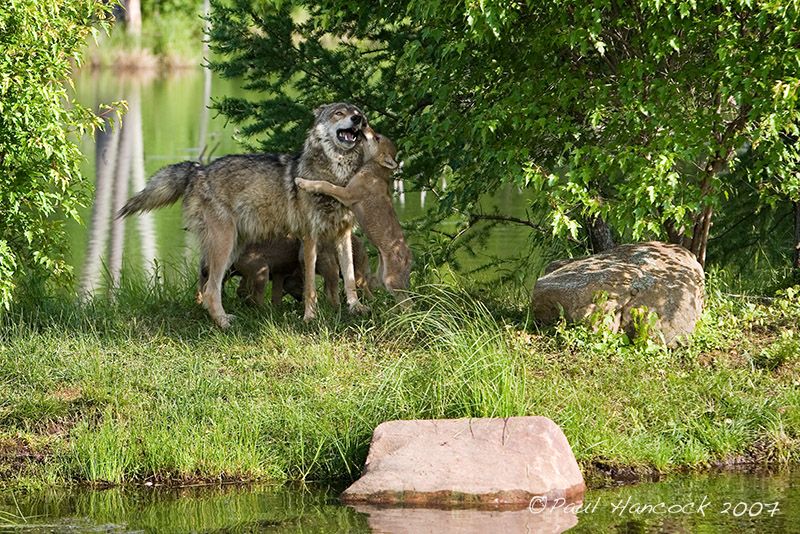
[1,470,797,532]
[68,68,543,296]
[68,68,242,295]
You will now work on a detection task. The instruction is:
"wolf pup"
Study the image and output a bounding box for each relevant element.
[196,236,303,307]
[119,103,369,328]
[295,128,412,305]
[214,235,373,307]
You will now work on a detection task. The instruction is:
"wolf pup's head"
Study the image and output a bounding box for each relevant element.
[362,126,399,171]
[313,102,368,153]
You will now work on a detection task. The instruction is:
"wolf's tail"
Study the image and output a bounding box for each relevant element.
[117,161,200,218]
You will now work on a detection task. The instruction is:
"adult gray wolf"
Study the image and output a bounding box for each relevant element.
[118,103,369,328]
[296,127,412,306]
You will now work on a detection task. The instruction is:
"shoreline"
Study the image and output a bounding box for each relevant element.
[82,47,203,73]
[1,460,795,493]
[82,13,206,73]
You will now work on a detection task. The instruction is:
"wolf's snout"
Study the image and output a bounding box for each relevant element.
[351,114,364,127]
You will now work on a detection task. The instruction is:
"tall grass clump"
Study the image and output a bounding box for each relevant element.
[254,285,533,483]
[69,415,135,485]
[378,285,529,419]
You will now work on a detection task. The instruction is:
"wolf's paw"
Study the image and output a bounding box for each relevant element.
[348,302,370,315]
[216,313,236,329]
[294,177,311,189]
[303,310,317,322]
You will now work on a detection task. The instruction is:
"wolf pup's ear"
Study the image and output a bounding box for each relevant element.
[380,154,399,170]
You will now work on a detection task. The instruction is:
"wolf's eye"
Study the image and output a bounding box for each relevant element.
[334,110,345,118]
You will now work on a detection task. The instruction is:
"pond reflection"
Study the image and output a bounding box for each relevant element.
[80,77,157,297]
[352,504,577,533]
[0,485,368,533]
[71,68,243,295]
[0,471,796,532]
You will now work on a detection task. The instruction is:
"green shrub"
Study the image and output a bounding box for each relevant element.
[0,0,114,308]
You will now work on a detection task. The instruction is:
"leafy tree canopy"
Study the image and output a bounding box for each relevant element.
[209,0,800,266]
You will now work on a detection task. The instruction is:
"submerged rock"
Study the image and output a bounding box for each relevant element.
[531,241,704,345]
[341,417,585,507]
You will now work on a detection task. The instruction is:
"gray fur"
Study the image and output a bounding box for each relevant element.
[117,161,200,218]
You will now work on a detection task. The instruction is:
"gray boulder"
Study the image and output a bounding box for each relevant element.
[531,241,704,345]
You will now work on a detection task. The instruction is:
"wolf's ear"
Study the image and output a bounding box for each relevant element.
[313,105,326,119]
[380,153,398,170]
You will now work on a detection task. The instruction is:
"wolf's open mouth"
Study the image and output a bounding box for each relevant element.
[336,128,359,144]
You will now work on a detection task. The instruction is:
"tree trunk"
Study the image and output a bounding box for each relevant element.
[693,205,713,267]
[687,206,713,268]
[794,201,800,270]
[587,215,616,254]
[664,219,683,246]
[686,158,725,268]
[125,0,141,37]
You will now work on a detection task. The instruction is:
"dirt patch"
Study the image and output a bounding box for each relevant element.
[50,386,83,403]
[583,453,788,489]
[0,437,48,479]
[697,347,749,369]
[0,411,82,480]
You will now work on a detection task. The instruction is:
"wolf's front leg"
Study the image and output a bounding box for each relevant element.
[303,235,318,321]
[196,255,209,304]
[295,177,356,207]
[336,229,369,315]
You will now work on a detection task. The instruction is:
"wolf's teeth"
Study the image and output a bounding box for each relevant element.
[337,129,359,144]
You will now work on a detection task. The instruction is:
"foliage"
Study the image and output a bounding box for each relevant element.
[139,0,207,60]
[0,0,114,308]
[208,0,800,267]
[143,10,205,61]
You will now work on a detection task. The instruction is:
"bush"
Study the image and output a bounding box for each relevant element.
[0,0,113,308]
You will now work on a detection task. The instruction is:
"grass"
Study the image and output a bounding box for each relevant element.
[0,265,799,488]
